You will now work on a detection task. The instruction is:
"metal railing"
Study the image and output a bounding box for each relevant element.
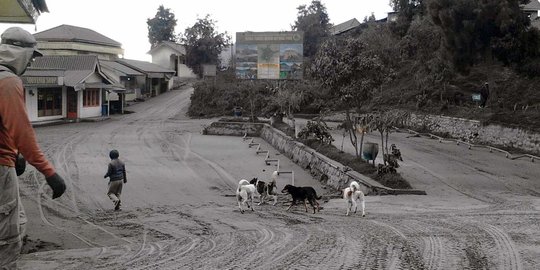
[243,133,295,185]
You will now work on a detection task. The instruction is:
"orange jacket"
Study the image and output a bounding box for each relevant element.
[0,75,55,177]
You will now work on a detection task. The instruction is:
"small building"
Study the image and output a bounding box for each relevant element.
[116,58,175,97]
[99,60,145,102]
[147,41,196,83]
[22,55,120,122]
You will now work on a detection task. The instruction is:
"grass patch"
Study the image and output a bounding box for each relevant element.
[269,120,413,190]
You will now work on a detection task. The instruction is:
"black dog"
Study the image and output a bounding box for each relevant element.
[281,184,321,213]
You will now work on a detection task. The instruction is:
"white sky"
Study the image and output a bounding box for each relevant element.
[0,0,393,62]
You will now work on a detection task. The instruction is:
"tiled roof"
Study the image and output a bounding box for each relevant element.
[23,69,64,77]
[31,55,98,70]
[100,60,144,76]
[28,55,116,87]
[147,41,186,55]
[330,18,361,35]
[117,58,175,74]
[63,70,94,87]
[34,24,121,47]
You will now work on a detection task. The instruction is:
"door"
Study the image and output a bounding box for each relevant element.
[67,89,77,119]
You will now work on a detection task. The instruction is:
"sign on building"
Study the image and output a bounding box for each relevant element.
[235,31,304,80]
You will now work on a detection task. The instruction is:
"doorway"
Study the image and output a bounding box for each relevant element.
[67,89,77,119]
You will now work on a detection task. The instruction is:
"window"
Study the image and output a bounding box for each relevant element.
[83,88,100,107]
[37,88,62,117]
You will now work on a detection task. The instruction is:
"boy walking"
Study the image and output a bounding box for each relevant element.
[104,150,126,211]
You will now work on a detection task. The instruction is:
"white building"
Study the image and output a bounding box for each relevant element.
[22,55,119,122]
[147,41,196,81]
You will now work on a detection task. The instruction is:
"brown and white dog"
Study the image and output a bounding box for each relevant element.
[236,178,258,213]
[343,181,365,217]
[281,184,321,214]
[249,171,278,205]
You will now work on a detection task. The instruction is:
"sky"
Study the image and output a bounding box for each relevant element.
[0,0,393,62]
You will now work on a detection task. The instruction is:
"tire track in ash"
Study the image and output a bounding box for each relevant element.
[311,225,359,270]
[253,211,327,270]
[128,237,199,270]
[369,219,426,269]
[34,136,136,249]
[110,208,220,269]
[299,211,370,270]
[171,132,238,192]
[32,173,100,248]
[31,174,136,265]
[399,219,447,270]
[407,159,496,204]
[479,222,523,270]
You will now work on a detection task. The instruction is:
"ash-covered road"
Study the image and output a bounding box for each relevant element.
[17,87,540,270]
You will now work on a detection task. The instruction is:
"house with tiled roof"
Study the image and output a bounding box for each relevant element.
[116,58,176,97]
[34,24,124,60]
[99,60,145,102]
[22,55,120,122]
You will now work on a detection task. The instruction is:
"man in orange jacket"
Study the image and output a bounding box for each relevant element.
[0,27,66,269]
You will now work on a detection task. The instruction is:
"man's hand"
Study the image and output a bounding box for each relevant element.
[46,173,66,199]
[123,179,127,184]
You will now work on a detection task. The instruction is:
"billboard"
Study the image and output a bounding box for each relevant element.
[236,31,303,80]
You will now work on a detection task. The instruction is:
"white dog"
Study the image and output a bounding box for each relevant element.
[343,181,365,217]
[236,178,258,213]
[250,171,278,205]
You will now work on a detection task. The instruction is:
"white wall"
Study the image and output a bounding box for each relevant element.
[79,73,103,119]
[177,64,197,78]
[26,86,66,123]
[151,46,196,78]
[151,47,174,70]
[79,90,102,118]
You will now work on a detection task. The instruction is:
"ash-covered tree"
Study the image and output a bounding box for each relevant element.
[147,5,177,48]
[292,0,331,59]
[389,0,426,37]
[428,0,539,74]
[182,15,230,78]
[311,35,396,157]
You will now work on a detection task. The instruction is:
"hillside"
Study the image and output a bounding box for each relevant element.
[382,62,540,132]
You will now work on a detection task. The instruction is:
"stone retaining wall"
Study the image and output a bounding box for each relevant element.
[406,114,540,154]
[323,112,540,155]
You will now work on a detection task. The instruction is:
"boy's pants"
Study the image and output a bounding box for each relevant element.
[0,166,24,270]
[107,180,123,204]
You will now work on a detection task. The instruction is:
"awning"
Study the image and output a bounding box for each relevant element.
[0,0,48,24]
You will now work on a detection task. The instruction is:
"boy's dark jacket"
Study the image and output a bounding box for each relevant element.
[104,159,126,182]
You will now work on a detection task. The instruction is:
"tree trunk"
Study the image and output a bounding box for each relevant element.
[380,131,385,165]
[345,110,359,157]
[385,130,389,154]
[359,131,365,160]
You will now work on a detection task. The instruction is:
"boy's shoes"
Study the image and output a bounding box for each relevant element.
[114,200,121,211]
